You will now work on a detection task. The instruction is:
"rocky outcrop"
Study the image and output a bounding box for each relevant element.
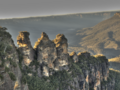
[0,28,115,90]
[34,32,57,76]
[70,51,78,63]
[66,52,110,90]
[34,32,57,68]
[0,28,28,90]
[53,34,69,67]
[33,32,70,76]
[17,31,35,66]
[77,51,90,58]
[28,32,114,90]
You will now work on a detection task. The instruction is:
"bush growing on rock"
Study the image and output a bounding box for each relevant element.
[8,72,16,81]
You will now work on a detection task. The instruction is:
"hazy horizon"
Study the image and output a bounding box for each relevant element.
[1,0,120,19]
[0,10,120,19]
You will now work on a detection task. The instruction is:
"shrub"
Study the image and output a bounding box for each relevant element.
[0,58,5,67]
[21,74,27,84]
[109,69,120,90]
[5,66,10,72]
[0,74,4,80]
[25,66,32,73]
[0,43,5,51]
[9,58,17,67]
[29,59,39,69]
[11,61,17,67]
[26,70,72,90]
[6,45,12,51]
[8,72,16,81]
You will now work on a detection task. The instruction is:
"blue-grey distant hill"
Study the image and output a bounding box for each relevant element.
[70,12,120,59]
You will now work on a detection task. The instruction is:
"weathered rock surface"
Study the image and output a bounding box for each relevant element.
[34,32,57,76]
[0,28,115,90]
[0,29,28,90]
[77,51,90,58]
[17,31,35,66]
[70,51,78,63]
[53,34,69,67]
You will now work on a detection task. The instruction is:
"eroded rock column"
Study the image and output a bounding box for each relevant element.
[53,34,69,69]
[17,31,35,66]
[34,32,57,76]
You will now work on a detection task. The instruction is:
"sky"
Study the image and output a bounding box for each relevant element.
[0,0,120,19]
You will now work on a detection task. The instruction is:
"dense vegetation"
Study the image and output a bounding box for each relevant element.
[18,53,78,90]
[109,68,120,90]
[0,29,17,82]
[17,51,109,90]
[26,70,73,90]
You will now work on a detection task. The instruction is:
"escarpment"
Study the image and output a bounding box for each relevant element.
[0,27,28,90]
[0,27,117,90]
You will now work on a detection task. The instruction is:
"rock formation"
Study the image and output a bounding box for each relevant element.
[70,51,78,63]
[53,34,69,67]
[77,51,90,58]
[17,31,35,66]
[0,27,116,90]
[0,26,7,31]
[0,28,27,90]
[34,32,57,76]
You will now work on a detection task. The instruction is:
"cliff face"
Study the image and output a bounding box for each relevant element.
[66,52,110,90]
[0,27,115,90]
[34,32,57,76]
[0,27,28,90]
[33,32,69,77]
[17,31,35,66]
[53,34,69,67]
[18,31,114,90]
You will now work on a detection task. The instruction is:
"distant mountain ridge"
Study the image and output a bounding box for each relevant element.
[0,11,119,48]
[69,12,120,59]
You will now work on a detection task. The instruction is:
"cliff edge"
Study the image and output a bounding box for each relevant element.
[0,27,117,90]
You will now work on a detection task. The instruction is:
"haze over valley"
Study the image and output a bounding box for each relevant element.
[0,11,120,60]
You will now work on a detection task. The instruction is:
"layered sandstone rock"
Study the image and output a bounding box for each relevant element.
[0,29,28,90]
[34,32,57,76]
[70,51,78,63]
[1,27,115,90]
[53,34,69,67]
[17,31,35,66]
